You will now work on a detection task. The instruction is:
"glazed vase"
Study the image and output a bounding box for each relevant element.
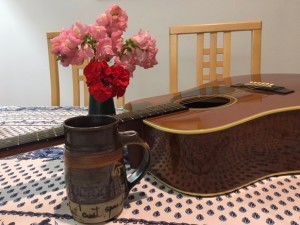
[88,95,116,115]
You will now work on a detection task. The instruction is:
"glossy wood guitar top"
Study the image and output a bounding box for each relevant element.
[125,73,300,134]
[123,73,300,196]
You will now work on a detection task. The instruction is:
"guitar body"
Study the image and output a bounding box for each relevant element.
[122,74,300,196]
[1,73,300,196]
[139,110,300,196]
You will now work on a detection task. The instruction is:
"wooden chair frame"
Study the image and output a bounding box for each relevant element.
[169,20,262,93]
[46,32,124,107]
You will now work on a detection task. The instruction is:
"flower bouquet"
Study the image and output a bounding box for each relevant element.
[50,4,158,113]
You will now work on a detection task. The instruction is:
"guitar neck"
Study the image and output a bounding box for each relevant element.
[0,126,65,158]
[0,102,186,158]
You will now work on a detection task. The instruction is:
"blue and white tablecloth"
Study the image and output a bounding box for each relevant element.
[0,106,299,225]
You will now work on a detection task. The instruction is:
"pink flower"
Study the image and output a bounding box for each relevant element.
[96,4,128,34]
[95,13,109,28]
[130,30,158,68]
[90,25,108,40]
[95,37,115,60]
[51,28,83,66]
[111,30,124,54]
[80,43,94,58]
[72,21,90,39]
[51,4,158,102]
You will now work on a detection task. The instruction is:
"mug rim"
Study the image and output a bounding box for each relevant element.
[64,115,119,130]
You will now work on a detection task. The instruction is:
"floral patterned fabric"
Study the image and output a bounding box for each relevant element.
[0,106,299,225]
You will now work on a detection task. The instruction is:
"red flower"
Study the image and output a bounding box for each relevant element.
[83,60,101,86]
[111,64,130,97]
[83,60,130,103]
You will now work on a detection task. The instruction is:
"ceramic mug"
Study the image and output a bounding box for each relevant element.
[63,115,150,224]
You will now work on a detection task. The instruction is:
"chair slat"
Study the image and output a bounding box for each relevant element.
[251,29,262,75]
[196,33,204,87]
[203,48,224,55]
[169,34,179,93]
[169,20,262,92]
[223,31,231,78]
[209,32,218,81]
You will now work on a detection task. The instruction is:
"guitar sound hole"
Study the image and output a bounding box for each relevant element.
[179,96,231,109]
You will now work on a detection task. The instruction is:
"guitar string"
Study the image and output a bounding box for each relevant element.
[2,104,179,147]
[171,87,246,105]
[170,84,272,106]
[0,127,63,148]
[1,85,270,148]
[2,104,182,148]
[117,103,186,121]
[2,101,189,147]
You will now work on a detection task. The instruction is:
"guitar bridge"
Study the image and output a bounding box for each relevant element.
[231,81,294,94]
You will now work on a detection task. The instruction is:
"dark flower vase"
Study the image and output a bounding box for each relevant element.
[88,95,116,115]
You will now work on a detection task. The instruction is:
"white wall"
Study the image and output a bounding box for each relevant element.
[0,0,299,106]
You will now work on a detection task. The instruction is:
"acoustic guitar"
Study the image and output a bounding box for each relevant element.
[1,73,300,196]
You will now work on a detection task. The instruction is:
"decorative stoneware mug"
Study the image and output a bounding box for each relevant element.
[63,115,150,224]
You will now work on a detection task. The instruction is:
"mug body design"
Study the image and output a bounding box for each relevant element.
[65,150,126,223]
[63,115,150,223]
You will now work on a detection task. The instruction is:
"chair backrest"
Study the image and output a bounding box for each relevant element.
[46,32,125,107]
[169,20,262,93]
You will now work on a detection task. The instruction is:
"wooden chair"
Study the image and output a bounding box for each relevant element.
[169,20,262,93]
[46,32,125,107]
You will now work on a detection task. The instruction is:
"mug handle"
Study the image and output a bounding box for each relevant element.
[119,130,151,191]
